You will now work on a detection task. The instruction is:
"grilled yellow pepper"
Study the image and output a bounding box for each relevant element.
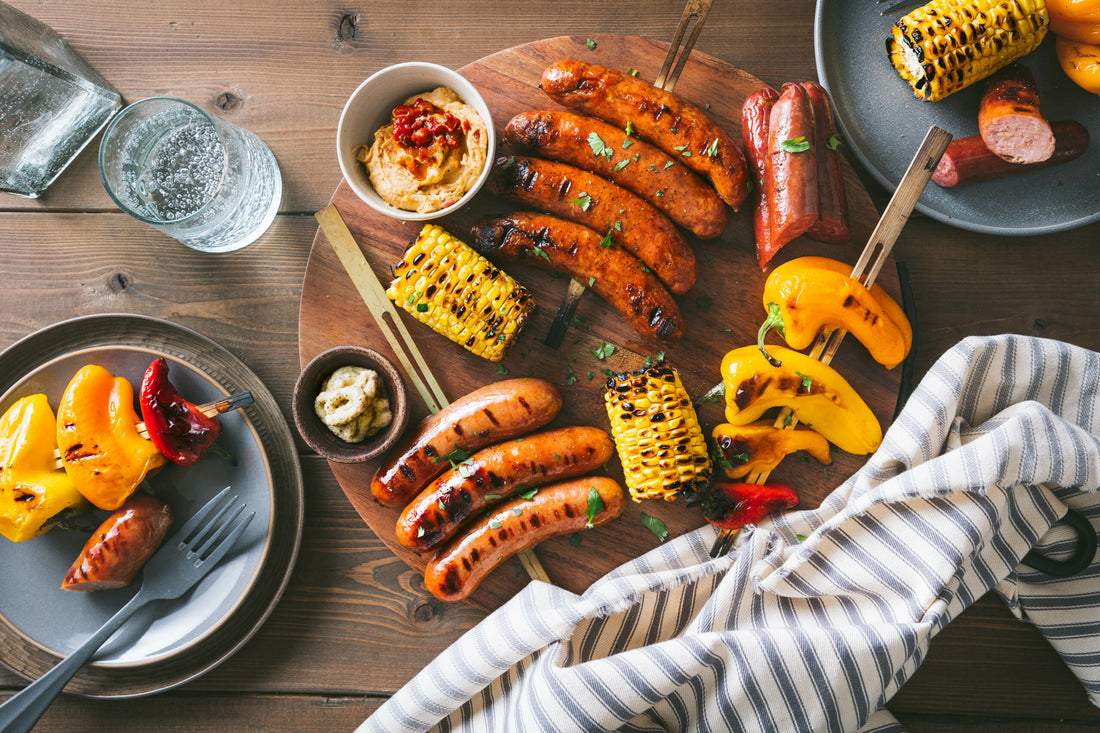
[712,421,832,480]
[0,395,89,542]
[721,345,882,455]
[762,257,912,370]
[56,365,166,511]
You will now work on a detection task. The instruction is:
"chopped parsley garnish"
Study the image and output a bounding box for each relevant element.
[490,521,503,529]
[586,370,596,381]
[706,138,720,158]
[600,229,614,248]
[417,526,426,537]
[585,487,604,528]
[640,513,669,542]
[588,132,614,160]
[416,302,428,312]
[517,486,538,500]
[625,120,634,136]
[588,276,596,287]
[827,134,842,151]
[496,363,508,375]
[600,368,615,377]
[569,533,583,547]
[592,340,616,360]
[565,365,577,386]
[780,136,811,153]
[587,38,597,50]
[512,507,523,516]
[614,158,630,172]
[796,533,808,542]
[621,137,634,150]
[438,499,446,511]
[663,160,674,170]
[457,461,477,478]
[484,493,502,501]
[796,370,813,391]
[627,68,640,77]
[434,447,471,464]
[570,192,592,210]
[695,295,713,312]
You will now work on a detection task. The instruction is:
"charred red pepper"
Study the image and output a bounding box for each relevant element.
[139,358,220,466]
[703,481,799,530]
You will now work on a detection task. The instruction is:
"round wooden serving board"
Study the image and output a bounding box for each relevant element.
[299,35,903,613]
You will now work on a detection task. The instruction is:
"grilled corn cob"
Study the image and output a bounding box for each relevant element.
[887,0,1049,101]
[603,363,711,502]
[387,225,535,362]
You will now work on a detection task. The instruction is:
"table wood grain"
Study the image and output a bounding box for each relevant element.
[1,1,1098,730]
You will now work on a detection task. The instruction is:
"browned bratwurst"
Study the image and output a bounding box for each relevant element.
[470,212,685,344]
[766,83,818,258]
[978,63,1054,165]
[802,81,850,244]
[741,87,780,268]
[539,60,749,210]
[487,155,696,294]
[370,378,562,507]
[61,495,173,591]
[932,120,1089,187]
[424,476,625,602]
[395,425,615,552]
[503,110,728,239]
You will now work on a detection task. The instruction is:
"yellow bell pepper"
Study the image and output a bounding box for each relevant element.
[761,256,912,370]
[721,345,882,455]
[712,421,832,479]
[0,395,89,542]
[56,365,166,511]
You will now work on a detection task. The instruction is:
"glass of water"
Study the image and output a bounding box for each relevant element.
[98,97,282,253]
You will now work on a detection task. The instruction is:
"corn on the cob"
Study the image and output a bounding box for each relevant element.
[603,363,711,502]
[887,0,1049,101]
[387,225,535,362]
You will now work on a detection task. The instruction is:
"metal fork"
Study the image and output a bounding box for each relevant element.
[0,488,254,732]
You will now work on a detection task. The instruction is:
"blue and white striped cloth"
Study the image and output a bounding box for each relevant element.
[361,335,1100,732]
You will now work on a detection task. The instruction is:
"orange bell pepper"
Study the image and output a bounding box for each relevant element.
[1057,35,1100,94]
[712,421,831,479]
[56,365,166,510]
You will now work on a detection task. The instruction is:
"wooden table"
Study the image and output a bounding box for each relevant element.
[1,1,1097,730]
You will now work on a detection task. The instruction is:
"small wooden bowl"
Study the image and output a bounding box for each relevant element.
[292,346,409,463]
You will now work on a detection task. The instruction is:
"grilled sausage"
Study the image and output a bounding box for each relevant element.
[765,83,818,263]
[539,60,749,210]
[424,476,625,602]
[978,63,1055,164]
[371,378,562,507]
[741,87,780,269]
[61,495,173,591]
[503,110,729,239]
[488,155,696,294]
[395,425,615,552]
[470,212,685,344]
[802,82,850,244]
[932,120,1089,187]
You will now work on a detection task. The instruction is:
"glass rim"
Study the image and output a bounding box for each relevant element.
[98,96,229,226]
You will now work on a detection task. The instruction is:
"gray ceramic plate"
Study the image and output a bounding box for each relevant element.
[815,0,1100,235]
[0,315,303,697]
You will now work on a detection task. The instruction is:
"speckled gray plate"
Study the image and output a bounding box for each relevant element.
[815,0,1100,235]
[0,315,303,698]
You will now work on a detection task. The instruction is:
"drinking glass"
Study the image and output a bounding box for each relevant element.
[98,97,282,253]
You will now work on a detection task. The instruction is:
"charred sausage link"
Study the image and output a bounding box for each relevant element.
[765,82,818,264]
[801,81,850,244]
[741,87,780,269]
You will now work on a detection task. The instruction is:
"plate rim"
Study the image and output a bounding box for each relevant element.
[0,313,304,698]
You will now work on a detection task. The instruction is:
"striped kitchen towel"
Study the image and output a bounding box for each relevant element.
[360,335,1100,733]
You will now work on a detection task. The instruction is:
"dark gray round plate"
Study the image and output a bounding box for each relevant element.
[815,0,1100,235]
[0,314,303,698]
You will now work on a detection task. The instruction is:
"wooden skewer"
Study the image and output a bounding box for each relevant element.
[52,391,254,470]
[709,125,953,558]
[314,204,552,585]
[543,0,716,349]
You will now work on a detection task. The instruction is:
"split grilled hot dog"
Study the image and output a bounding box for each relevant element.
[395,425,615,552]
[61,495,173,591]
[742,87,780,269]
[424,476,625,602]
[765,82,818,264]
[978,63,1055,164]
[470,212,685,344]
[539,60,749,210]
[503,110,729,239]
[802,81,850,244]
[487,155,696,294]
[371,378,562,507]
[932,120,1089,187]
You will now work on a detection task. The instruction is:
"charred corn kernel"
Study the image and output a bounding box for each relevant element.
[387,225,535,362]
[721,345,882,456]
[603,363,711,502]
[762,256,913,370]
[887,0,1049,101]
[712,421,832,480]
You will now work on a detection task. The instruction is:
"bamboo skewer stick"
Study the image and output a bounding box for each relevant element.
[543,0,715,349]
[709,125,953,558]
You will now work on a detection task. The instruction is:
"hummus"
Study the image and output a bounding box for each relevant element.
[357,87,488,214]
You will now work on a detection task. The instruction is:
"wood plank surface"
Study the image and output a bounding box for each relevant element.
[0,0,1098,730]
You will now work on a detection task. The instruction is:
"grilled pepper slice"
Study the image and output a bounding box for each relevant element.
[0,395,89,542]
[140,358,220,466]
[702,481,799,530]
[56,365,166,511]
[721,345,882,455]
[712,421,832,480]
[761,256,912,370]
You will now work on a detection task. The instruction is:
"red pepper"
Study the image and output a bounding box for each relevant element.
[703,481,799,530]
[139,358,220,466]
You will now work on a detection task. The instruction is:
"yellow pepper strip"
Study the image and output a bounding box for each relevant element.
[762,256,912,370]
[0,395,89,542]
[56,365,166,511]
[712,421,831,480]
[721,345,882,455]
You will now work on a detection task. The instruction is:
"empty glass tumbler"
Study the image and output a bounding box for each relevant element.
[98,97,282,253]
